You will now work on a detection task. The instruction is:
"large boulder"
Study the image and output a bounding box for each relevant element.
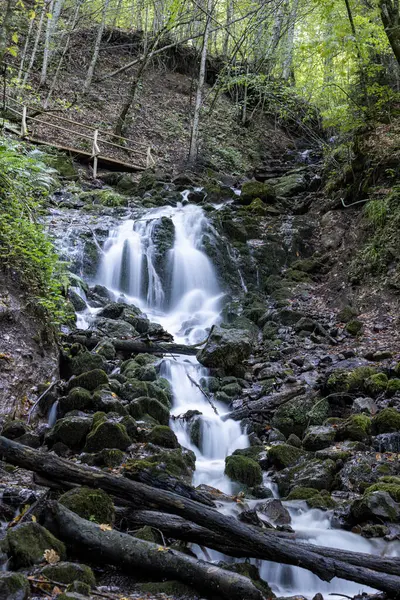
[84,413,133,452]
[41,562,96,587]
[5,523,66,568]
[225,455,262,486]
[351,491,400,523]
[69,351,106,376]
[372,408,400,434]
[272,395,329,438]
[338,453,400,493]
[268,169,309,197]
[0,572,30,600]
[147,426,179,448]
[197,326,253,371]
[267,444,305,469]
[256,498,291,526]
[46,415,92,450]
[303,426,335,451]
[276,459,336,496]
[239,181,276,205]
[129,396,170,425]
[68,369,108,392]
[92,318,137,339]
[59,487,115,524]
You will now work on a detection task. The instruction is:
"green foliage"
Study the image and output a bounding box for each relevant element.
[0,137,68,324]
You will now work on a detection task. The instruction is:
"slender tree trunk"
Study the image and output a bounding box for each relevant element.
[282,0,299,81]
[83,0,111,94]
[18,12,35,82]
[264,0,286,71]
[23,3,46,86]
[188,0,212,162]
[0,0,16,69]
[40,0,55,86]
[380,0,400,67]
[223,0,233,56]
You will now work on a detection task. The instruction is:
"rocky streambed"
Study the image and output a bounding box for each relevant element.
[0,149,400,600]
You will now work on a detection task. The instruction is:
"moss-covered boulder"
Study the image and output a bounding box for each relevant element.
[69,351,106,376]
[124,448,196,482]
[69,369,108,392]
[59,487,115,523]
[303,426,336,451]
[197,326,253,371]
[92,389,128,415]
[46,415,92,450]
[365,373,388,396]
[326,366,376,394]
[59,388,92,414]
[272,395,329,438]
[345,319,363,336]
[351,491,400,523]
[240,181,276,205]
[276,459,336,496]
[120,379,149,401]
[129,396,170,425]
[335,414,371,442]
[93,318,137,339]
[268,444,304,469]
[0,572,30,600]
[225,455,262,486]
[372,408,400,434]
[147,426,179,448]
[5,523,66,568]
[84,414,132,452]
[41,562,96,586]
[363,481,400,502]
[387,379,400,395]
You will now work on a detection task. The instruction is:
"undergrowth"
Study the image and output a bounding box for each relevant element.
[0,136,69,324]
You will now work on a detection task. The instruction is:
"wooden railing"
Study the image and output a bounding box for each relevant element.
[2,94,155,173]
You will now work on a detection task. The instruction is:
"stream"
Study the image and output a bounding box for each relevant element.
[74,199,399,599]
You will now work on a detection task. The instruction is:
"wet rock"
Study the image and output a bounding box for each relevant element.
[94,338,116,360]
[256,498,291,525]
[84,413,133,452]
[59,388,92,414]
[129,396,170,425]
[240,181,276,205]
[0,572,30,600]
[351,491,400,523]
[147,425,179,448]
[2,486,36,508]
[338,453,400,493]
[68,289,86,312]
[46,415,92,450]
[41,562,96,586]
[268,169,309,198]
[276,459,336,496]
[224,454,262,486]
[4,523,66,568]
[268,444,305,469]
[197,326,253,371]
[68,369,108,392]
[272,394,329,438]
[60,487,115,524]
[92,389,128,415]
[303,426,335,451]
[92,317,137,338]
[69,350,105,376]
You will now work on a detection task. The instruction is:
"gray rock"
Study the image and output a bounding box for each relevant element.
[256,498,291,526]
[303,426,335,451]
[351,491,400,523]
[0,572,29,600]
[197,326,253,371]
[352,397,378,415]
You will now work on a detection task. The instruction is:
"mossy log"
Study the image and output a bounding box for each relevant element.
[68,335,198,356]
[43,501,265,600]
[1,437,400,596]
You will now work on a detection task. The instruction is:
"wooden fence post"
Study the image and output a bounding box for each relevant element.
[92,129,100,178]
[21,106,28,138]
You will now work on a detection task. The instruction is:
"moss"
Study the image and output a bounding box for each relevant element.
[372,407,400,434]
[225,455,262,486]
[129,396,170,425]
[66,581,91,595]
[60,387,92,413]
[233,446,264,461]
[95,448,125,467]
[147,425,179,448]
[69,351,105,376]
[272,395,329,438]
[124,448,195,480]
[338,306,358,323]
[42,562,96,586]
[387,378,400,395]
[240,181,276,205]
[286,268,311,283]
[69,369,108,392]
[286,487,319,500]
[307,494,335,509]
[326,366,376,394]
[84,417,132,452]
[336,414,371,442]
[364,482,400,502]
[59,487,115,524]
[5,523,66,568]
[243,198,269,215]
[47,415,92,450]
[268,444,304,469]
[0,572,30,599]
[365,372,388,396]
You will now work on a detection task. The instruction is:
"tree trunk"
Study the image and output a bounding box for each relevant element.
[42,502,266,600]
[380,0,400,67]
[0,0,16,69]
[23,3,46,86]
[67,335,198,356]
[1,437,400,595]
[188,0,212,162]
[83,0,111,94]
[18,11,35,81]
[282,0,299,81]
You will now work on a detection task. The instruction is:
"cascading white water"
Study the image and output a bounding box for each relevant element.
[93,199,400,598]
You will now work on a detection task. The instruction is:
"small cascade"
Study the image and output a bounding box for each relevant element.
[48,400,59,427]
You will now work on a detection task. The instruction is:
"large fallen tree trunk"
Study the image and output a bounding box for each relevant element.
[43,502,266,600]
[125,510,400,578]
[1,437,400,596]
[68,335,198,356]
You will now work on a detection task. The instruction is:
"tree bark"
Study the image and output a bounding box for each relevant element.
[67,334,199,356]
[380,0,400,67]
[83,0,111,94]
[1,437,400,595]
[282,0,299,81]
[0,0,16,69]
[43,501,266,600]
[23,3,46,86]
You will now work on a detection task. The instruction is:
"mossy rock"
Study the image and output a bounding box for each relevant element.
[387,379,400,395]
[46,415,92,451]
[82,448,125,468]
[5,523,66,568]
[276,458,336,496]
[243,198,269,215]
[225,455,262,486]
[240,181,276,205]
[129,396,170,425]
[136,581,196,598]
[345,319,363,336]
[268,444,304,469]
[307,493,335,510]
[1,420,27,440]
[84,415,132,452]
[124,448,195,481]
[336,414,371,442]
[303,426,336,451]
[286,486,320,501]
[326,366,377,394]
[363,482,400,502]
[272,395,329,438]
[147,425,179,448]
[372,407,400,434]
[351,491,400,523]
[41,562,96,586]
[59,388,92,414]
[338,305,358,323]
[59,487,115,524]
[69,351,105,376]
[365,373,388,396]
[92,389,128,415]
[69,369,108,392]
[0,572,30,600]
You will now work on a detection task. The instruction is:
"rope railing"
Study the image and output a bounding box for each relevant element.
[3,94,154,171]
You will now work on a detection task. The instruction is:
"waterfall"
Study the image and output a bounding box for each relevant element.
[97,202,248,493]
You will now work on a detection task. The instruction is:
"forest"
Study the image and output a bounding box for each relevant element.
[1,1,400,600]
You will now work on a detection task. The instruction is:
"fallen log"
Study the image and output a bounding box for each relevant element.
[1,437,400,596]
[124,510,400,578]
[222,386,306,421]
[68,335,198,356]
[42,501,266,600]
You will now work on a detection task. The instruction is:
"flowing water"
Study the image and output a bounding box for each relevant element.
[85,199,399,598]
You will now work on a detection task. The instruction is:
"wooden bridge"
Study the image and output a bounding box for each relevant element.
[2,94,154,174]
